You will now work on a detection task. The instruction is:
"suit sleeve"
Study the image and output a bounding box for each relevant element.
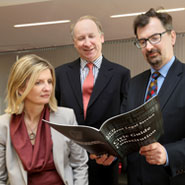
[55,68,61,106]
[120,69,130,113]
[165,140,185,177]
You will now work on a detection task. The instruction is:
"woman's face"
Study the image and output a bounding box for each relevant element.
[24,69,53,107]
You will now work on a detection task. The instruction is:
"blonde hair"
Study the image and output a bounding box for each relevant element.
[5,54,57,114]
[70,15,104,39]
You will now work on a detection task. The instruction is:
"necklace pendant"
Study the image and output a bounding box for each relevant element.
[29,132,36,140]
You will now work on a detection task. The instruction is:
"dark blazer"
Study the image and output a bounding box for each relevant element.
[55,57,130,185]
[123,57,185,185]
[55,57,130,128]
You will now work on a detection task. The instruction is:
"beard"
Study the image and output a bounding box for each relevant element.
[146,48,162,69]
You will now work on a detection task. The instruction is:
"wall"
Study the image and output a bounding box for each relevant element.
[0,33,185,114]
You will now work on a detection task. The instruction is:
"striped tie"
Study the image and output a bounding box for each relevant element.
[146,71,161,101]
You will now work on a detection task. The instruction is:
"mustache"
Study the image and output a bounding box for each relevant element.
[146,49,161,57]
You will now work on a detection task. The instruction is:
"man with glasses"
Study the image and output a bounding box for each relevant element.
[123,8,185,185]
[91,8,185,185]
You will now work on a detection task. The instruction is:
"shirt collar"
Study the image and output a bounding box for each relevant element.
[151,56,175,77]
[80,55,103,70]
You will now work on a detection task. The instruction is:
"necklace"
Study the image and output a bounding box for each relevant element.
[26,123,37,140]
[29,132,36,140]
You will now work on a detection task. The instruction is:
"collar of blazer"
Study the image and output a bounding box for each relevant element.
[66,57,115,109]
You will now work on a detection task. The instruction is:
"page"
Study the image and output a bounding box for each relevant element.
[99,95,163,158]
[43,119,119,157]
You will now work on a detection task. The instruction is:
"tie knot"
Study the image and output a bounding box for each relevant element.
[86,62,93,70]
[152,71,160,80]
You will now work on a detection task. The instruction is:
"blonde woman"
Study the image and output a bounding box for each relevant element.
[0,54,88,185]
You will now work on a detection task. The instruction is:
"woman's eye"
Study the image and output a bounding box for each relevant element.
[35,81,40,85]
[48,80,53,84]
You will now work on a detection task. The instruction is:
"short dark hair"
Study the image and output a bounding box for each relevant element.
[133,8,173,37]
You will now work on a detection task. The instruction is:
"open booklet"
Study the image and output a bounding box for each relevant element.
[43,95,163,159]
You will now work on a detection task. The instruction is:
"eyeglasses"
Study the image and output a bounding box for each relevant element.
[134,30,170,49]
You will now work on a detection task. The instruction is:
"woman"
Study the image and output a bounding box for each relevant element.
[0,54,88,185]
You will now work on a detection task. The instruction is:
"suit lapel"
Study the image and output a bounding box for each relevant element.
[158,59,183,110]
[133,70,151,106]
[51,129,65,180]
[137,59,183,110]
[66,59,83,109]
[88,58,114,108]
[50,113,65,180]
[15,152,27,184]
[138,70,151,104]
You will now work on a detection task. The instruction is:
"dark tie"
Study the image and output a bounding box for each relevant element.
[82,62,94,119]
[146,71,161,101]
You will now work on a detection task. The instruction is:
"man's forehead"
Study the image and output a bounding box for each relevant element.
[137,18,164,38]
[74,19,96,29]
[74,22,100,38]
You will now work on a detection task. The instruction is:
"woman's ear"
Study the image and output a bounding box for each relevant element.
[18,87,25,96]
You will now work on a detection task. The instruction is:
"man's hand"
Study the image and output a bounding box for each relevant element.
[139,142,167,165]
[90,154,115,166]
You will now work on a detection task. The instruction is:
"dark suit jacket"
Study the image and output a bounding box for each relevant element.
[55,57,130,185]
[55,57,130,128]
[123,57,185,185]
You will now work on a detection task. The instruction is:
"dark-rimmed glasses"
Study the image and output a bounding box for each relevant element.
[134,30,171,49]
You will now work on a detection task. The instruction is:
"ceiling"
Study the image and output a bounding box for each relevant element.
[0,0,185,53]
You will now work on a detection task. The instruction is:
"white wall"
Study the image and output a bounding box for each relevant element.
[0,33,185,114]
